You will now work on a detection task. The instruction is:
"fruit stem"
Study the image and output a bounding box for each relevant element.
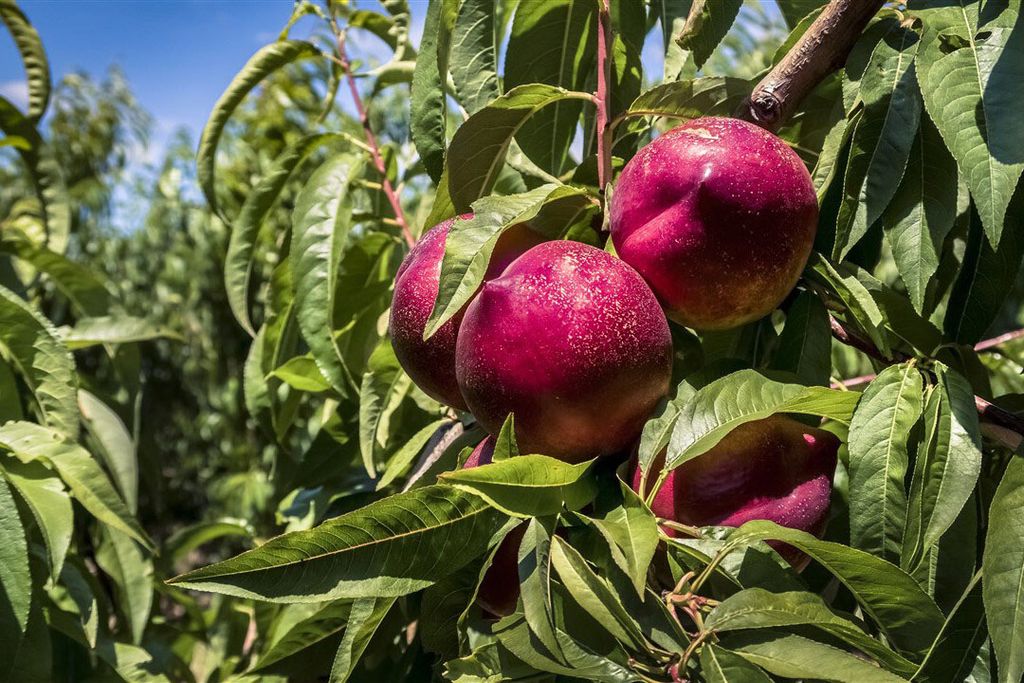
[735,0,885,131]
[594,0,613,201]
[331,21,415,248]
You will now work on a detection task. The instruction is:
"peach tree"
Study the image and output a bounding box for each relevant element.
[172,0,1024,681]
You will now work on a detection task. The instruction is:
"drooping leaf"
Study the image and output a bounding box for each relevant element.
[376,418,449,490]
[516,516,565,664]
[162,519,253,565]
[0,236,112,316]
[982,456,1024,683]
[0,1,51,119]
[915,2,1024,246]
[270,355,331,393]
[445,84,593,211]
[834,24,922,260]
[358,342,404,479]
[197,40,321,218]
[847,362,923,563]
[676,0,743,68]
[902,364,982,573]
[290,153,366,397]
[916,573,988,683]
[882,117,959,314]
[583,482,659,597]
[440,455,598,517]
[807,253,891,358]
[0,285,78,438]
[170,485,507,602]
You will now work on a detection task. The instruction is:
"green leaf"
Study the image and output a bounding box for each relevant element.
[619,77,749,123]
[584,482,659,597]
[376,418,449,490]
[163,519,252,565]
[446,84,593,211]
[982,456,1024,683]
[329,597,395,682]
[225,132,344,335]
[516,516,565,664]
[358,342,404,478]
[0,285,78,438]
[701,644,771,683]
[0,97,70,253]
[492,414,518,462]
[915,3,1024,246]
[449,0,499,115]
[847,362,923,563]
[95,527,153,645]
[2,458,70,578]
[425,184,596,337]
[808,253,891,357]
[944,200,1024,344]
[504,0,597,175]
[834,24,922,260]
[291,153,366,397]
[727,631,909,683]
[0,1,50,119]
[548,535,647,651]
[0,474,30,645]
[59,315,182,350]
[440,455,597,517]
[883,117,958,314]
[410,0,456,183]
[916,573,988,682]
[706,589,917,676]
[170,485,507,602]
[676,0,743,68]
[663,369,859,473]
[271,355,331,393]
[0,421,150,548]
[78,389,137,513]
[197,40,320,218]
[252,601,352,671]
[902,364,982,572]
[0,357,23,424]
[727,520,944,656]
[0,236,112,316]
[771,291,832,386]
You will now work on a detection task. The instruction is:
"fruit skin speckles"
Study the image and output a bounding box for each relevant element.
[610,116,818,331]
[389,215,545,410]
[456,240,673,463]
[633,415,839,567]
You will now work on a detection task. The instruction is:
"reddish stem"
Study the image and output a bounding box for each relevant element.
[335,30,415,248]
[595,0,613,197]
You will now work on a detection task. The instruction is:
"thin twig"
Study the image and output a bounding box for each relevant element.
[594,0,613,197]
[828,316,1024,450]
[332,24,415,248]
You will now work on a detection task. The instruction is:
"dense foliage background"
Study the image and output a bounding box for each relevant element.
[1,0,1023,681]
